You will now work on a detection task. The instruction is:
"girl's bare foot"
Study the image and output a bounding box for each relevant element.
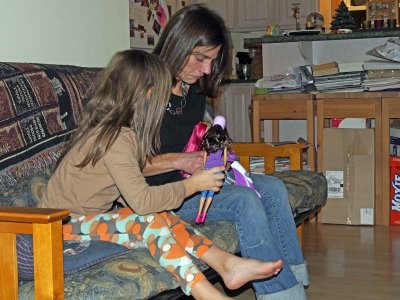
[190,279,232,300]
[222,257,283,290]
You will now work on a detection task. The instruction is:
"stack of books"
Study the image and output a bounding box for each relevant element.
[312,61,366,92]
[362,59,400,91]
[249,156,310,174]
[249,156,292,174]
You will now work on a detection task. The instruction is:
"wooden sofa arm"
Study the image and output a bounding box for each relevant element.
[232,142,307,173]
[0,206,70,300]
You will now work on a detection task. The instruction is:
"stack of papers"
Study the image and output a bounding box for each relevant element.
[249,157,292,174]
[363,59,400,91]
[249,156,310,174]
[313,71,366,93]
[363,59,400,70]
[363,77,400,91]
[255,73,302,93]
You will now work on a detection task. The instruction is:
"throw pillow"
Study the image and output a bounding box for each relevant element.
[17,234,132,281]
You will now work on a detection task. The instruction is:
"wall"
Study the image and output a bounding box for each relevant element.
[0,0,130,67]
[231,31,264,53]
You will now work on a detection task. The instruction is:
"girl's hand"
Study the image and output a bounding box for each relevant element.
[183,166,225,197]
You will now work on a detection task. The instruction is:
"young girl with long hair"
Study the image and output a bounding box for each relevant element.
[40,49,282,299]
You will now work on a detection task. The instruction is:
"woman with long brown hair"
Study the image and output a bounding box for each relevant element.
[147,4,309,300]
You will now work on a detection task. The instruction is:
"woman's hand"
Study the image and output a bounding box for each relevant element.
[183,166,225,197]
[143,151,204,177]
[173,151,204,175]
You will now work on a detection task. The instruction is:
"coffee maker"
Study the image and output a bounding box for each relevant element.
[236,52,252,80]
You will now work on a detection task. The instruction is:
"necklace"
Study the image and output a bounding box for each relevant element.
[166,82,187,115]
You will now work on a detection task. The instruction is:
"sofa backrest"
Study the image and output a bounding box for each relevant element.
[0,62,100,207]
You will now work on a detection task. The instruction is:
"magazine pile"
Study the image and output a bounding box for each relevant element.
[363,37,400,92]
[308,60,365,92]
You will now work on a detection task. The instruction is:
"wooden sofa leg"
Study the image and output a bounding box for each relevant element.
[33,222,64,300]
[296,224,303,249]
[0,232,18,300]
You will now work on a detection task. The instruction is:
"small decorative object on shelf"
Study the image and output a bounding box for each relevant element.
[292,3,301,30]
[362,19,372,29]
[306,12,325,31]
[266,24,282,36]
[330,0,358,31]
[367,0,399,28]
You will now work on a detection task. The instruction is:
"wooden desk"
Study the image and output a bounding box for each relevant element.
[382,92,400,226]
[252,94,316,171]
[316,92,383,225]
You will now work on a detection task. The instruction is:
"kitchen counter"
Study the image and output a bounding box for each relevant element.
[244,28,400,48]
[222,78,257,84]
[257,30,400,77]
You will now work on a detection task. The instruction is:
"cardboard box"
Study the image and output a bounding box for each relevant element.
[390,156,400,225]
[322,128,374,225]
[331,118,369,128]
[312,61,339,77]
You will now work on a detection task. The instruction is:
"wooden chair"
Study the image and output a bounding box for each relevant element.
[232,142,305,173]
[0,206,70,300]
[231,142,308,248]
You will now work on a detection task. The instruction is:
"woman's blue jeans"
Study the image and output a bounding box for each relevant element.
[175,173,307,296]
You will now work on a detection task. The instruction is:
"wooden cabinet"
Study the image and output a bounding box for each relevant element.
[195,0,317,32]
[236,0,276,31]
[211,83,254,142]
[193,0,235,29]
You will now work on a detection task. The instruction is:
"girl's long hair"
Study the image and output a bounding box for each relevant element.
[153,4,232,97]
[58,49,172,170]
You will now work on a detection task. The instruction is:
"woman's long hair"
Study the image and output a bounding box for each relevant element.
[58,49,172,170]
[153,4,232,97]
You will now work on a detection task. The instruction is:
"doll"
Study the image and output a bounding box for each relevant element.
[182,118,260,223]
[196,115,232,224]
[180,121,210,179]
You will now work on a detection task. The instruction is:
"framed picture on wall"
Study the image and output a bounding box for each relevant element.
[129,0,185,49]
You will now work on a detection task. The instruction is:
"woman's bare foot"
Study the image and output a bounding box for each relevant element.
[222,257,283,290]
[190,279,232,300]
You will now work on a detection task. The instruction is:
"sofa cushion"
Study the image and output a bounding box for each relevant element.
[18,220,238,299]
[0,168,52,207]
[273,170,327,217]
[17,234,132,281]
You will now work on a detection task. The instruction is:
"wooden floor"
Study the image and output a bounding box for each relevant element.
[303,223,400,300]
[213,223,400,299]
